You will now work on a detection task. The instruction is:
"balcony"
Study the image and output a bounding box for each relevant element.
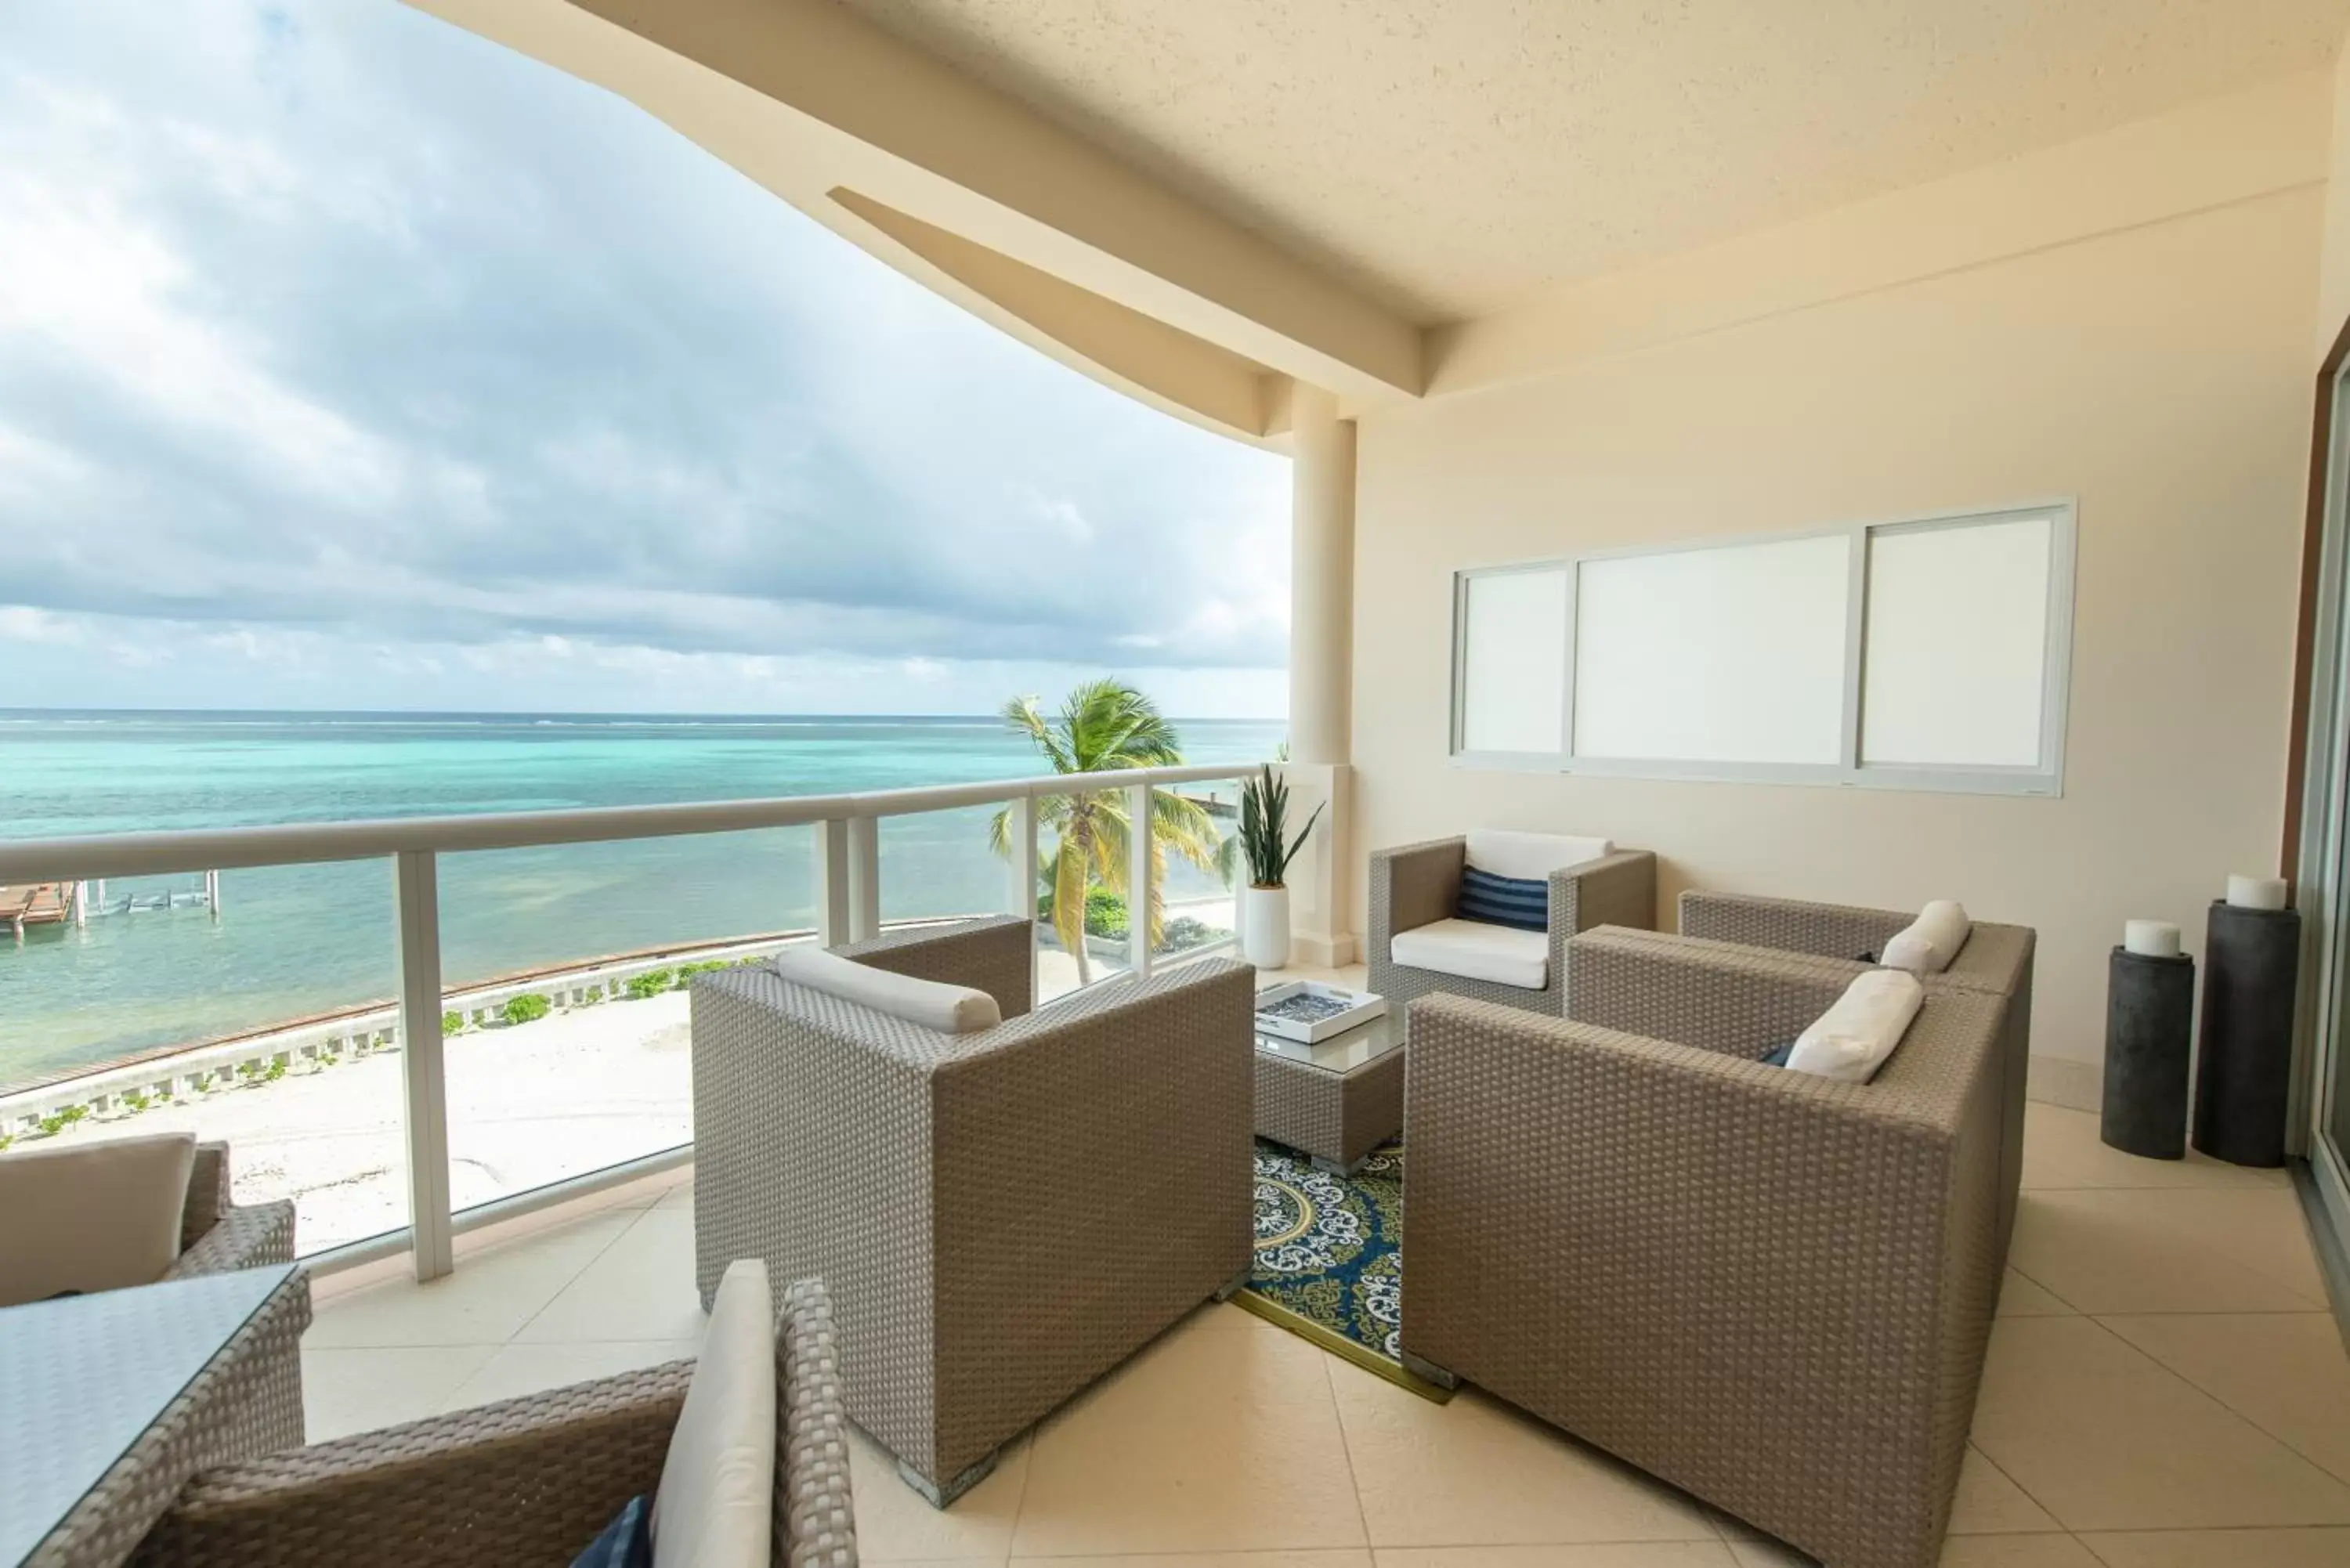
[285,1097,2336,1565]
[0,760,1275,1267]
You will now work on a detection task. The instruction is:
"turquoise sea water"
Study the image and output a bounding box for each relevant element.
[0,710,1282,1089]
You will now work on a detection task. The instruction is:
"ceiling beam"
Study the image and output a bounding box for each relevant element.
[548,0,1421,400]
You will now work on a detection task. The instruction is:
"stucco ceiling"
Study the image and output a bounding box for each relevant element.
[838,0,2350,323]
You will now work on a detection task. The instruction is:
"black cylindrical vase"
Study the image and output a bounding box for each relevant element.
[2103,948,2195,1159]
[2193,901,2301,1168]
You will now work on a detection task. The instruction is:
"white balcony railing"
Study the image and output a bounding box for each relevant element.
[0,761,1261,1280]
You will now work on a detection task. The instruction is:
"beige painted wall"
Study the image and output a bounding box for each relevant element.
[2318,43,2350,355]
[1351,127,2324,1075]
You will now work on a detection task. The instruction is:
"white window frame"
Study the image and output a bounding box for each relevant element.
[1448,500,2078,797]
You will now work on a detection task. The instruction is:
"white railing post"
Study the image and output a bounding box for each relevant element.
[815,820,851,947]
[393,850,454,1282]
[848,815,880,942]
[1003,794,1039,998]
[1126,781,1154,980]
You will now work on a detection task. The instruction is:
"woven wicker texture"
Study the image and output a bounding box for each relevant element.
[1401,935,2008,1568]
[1675,892,2037,1256]
[1253,1046,1405,1171]
[131,1281,856,1568]
[1368,837,1656,1017]
[164,1143,296,1282]
[692,916,1254,1495]
[34,1269,309,1568]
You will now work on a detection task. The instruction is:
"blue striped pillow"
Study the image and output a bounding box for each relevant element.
[1458,865,1549,931]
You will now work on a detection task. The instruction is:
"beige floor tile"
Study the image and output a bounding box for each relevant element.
[1950,1447,2062,1534]
[2076,1526,2350,1566]
[1012,1314,1363,1552]
[1998,1271,2078,1318]
[2008,1191,2326,1315]
[656,1179,694,1212]
[1969,1317,2350,1530]
[2021,1106,2286,1192]
[1376,1547,1737,1567]
[2097,1313,2350,1485]
[854,1428,1030,1562]
[304,1209,633,1346]
[1327,1359,1717,1548]
[441,1337,700,1411]
[1936,1540,2102,1566]
[515,1207,706,1342]
[1033,1554,1372,1568]
[1722,1539,1810,1567]
[1011,1311,1365,1555]
[301,1343,500,1440]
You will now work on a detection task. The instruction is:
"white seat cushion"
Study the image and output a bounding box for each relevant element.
[1465,829,1614,881]
[653,1258,775,1568]
[1390,917,1550,990]
[0,1131,196,1307]
[1784,970,1925,1083]
[772,945,1001,1033]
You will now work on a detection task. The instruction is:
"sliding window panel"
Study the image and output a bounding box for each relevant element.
[1572,534,1851,768]
[1861,512,2063,779]
[1454,565,1571,758]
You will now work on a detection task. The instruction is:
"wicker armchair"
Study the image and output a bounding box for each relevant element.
[690,916,1256,1506]
[1401,930,2010,1568]
[169,1141,297,1281]
[1676,891,2035,1255]
[1367,836,1655,1016]
[131,1277,857,1568]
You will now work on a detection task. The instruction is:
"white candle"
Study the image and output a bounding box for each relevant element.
[2124,919,2181,958]
[2225,874,2288,912]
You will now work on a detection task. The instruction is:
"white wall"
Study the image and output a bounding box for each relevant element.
[1350,83,2328,1093]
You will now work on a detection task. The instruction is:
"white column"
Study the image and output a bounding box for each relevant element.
[848,815,881,942]
[1282,383,1359,967]
[394,850,454,1282]
[1002,796,1039,1001]
[1289,382,1355,766]
[1126,781,1155,979]
[815,820,851,947]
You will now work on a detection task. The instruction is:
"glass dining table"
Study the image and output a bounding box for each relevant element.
[0,1263,309,1568]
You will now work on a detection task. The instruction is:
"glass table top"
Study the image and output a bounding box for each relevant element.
[0,1263,296,1566]
[1253,1005,1402,1074]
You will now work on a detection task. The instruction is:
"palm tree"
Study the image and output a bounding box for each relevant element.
[989,678,1227,986]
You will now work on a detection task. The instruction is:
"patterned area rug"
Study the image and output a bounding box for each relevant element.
[1235,1139,1448,1399]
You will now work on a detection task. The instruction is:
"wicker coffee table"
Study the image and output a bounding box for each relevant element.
[1253,1004,1404,1175]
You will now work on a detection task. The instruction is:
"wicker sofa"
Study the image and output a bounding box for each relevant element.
[1401,929,2011,1568]
[1677,891,2036,1255]
[132,1277,856,1568]
[690,915,1256,1505]
[1367,835,1656,1016]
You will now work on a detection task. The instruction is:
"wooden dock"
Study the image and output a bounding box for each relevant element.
[2,882,74,939]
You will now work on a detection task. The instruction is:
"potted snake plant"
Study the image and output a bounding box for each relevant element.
[1236,764,1323,970]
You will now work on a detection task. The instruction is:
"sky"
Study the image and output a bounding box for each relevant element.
[0,0,1292,717]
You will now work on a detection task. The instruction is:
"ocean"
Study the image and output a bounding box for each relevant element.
[0,710,1283,1089]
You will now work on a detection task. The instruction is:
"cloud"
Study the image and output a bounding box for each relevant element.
[0,0,1291,711]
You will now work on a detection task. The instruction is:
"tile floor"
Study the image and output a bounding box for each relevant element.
[302,1101,2350,1567]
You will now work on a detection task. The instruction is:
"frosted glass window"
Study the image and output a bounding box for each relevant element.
[1573,536,1851,764]
[1459,568,1569,753]
[1861,517,2053,768]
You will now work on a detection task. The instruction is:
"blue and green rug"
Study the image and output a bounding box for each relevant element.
[1233,1139,1450,1400]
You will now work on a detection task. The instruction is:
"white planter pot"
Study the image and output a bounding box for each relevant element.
[1240,884,1292,970]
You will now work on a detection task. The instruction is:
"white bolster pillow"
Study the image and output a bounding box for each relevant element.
[1784,969,1924,1083]
[1881,899,1971,975]
[771,946,1002,1033]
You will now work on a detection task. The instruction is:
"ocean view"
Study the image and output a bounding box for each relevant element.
[0,709,1282,1089]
